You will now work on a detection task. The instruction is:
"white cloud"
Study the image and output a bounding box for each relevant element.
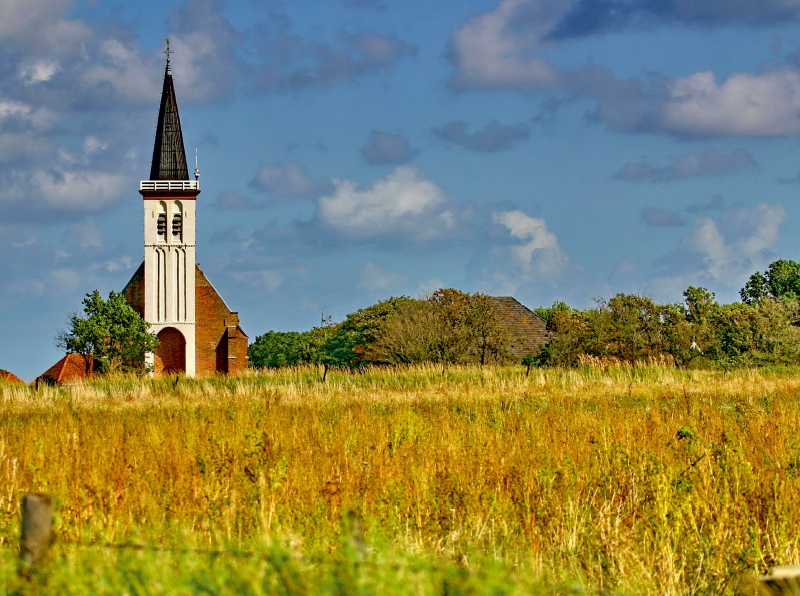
[317,166,458,242]
[19,60,60,84]
[662,70,800,137]
[448,0,562,91]
[31,170,126,211]
[484,210,569,294]
[449,1,800,138]
[644,203,787,300]
[679,204,786,281]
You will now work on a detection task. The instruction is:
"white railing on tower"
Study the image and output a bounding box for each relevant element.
[140,180,199,192]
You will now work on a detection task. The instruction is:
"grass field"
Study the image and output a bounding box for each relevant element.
[1,364,799,594]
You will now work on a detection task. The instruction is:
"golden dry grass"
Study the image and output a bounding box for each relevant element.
[1,364,799,594]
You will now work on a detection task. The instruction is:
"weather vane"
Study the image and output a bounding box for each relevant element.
[164,39,172,72]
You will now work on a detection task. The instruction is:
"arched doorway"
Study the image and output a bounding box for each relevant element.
[154,327,186,374]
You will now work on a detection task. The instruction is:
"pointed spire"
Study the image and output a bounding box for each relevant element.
[149,39,189,181]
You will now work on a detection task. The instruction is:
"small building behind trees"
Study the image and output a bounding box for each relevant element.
[489,297,550,361]
[36,354,96,386]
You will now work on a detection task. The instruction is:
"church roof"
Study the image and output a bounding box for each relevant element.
[149,60,189,181]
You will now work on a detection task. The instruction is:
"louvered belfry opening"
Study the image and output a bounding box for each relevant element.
[157,213,167,239]
[149,64,190,181]
[172,213,183,239]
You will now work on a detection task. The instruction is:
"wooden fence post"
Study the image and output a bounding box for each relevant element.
[20,493,53,568]
[758,566,800,595]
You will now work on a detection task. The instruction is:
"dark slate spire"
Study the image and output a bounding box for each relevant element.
[149,44,189,181]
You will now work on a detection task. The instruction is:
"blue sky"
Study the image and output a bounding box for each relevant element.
[3,0,800,380]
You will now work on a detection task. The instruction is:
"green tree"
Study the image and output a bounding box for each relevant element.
[319,297,415,367]
[55,290,159,374]
[369,289,510,365]
[741,259,800,304]
[248,331,313,368]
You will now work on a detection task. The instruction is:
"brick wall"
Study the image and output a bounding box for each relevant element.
[121,262,145,318]
[195,265,248,375]
[121,261,249,375]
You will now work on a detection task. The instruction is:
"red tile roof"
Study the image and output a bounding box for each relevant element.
[38,354,95,384]
[0,371,25,384]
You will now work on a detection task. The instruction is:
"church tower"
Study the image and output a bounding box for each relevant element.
[122,43,249,377]
[139,46,198,376]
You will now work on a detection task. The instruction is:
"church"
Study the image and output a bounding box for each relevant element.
[121,51,248,377]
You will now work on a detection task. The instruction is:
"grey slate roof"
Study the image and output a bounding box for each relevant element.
[149,64,189,181]
[489,296,550,360]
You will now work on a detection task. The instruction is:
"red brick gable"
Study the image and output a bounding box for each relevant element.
[121,262,145,318]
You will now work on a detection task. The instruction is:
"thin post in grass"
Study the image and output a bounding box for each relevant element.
[759,566,800,595]
[19,493,53,570]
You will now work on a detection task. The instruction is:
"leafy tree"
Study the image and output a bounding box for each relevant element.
[55,290,159,374]
[248,331,313,368]
[704,300,800,367]
[369,289,510,365]
[319,297,415,367]
[367,299,441,364]
[741,259,800,304]
[533,301,573,324]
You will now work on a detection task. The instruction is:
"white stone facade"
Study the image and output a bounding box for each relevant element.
[142,194,197,376]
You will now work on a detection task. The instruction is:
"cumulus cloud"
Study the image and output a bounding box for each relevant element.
[447,0,563,92]
[480,210,570,295]
[640,207,687,227]
[433,120,530,152]
[361,131,419,164]
[615,149,758,182]
[448,0,800,138]
[642,203,787,299]
[317,166,461,242]
[660,70,800,137]
[249,162,332,199]
[0,168,127,222]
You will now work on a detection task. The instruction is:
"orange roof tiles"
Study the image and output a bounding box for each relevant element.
[0,371,25,384]
[38,354,95,384]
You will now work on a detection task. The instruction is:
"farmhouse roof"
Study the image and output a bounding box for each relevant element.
[0,370,25,384]
[38,354,95,384]
[489,296,550,359]
[149,55,189,181]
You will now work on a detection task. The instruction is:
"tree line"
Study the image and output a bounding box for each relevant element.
[250,260,800,370]
[55,259,800,374]
[249,289,512,370]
